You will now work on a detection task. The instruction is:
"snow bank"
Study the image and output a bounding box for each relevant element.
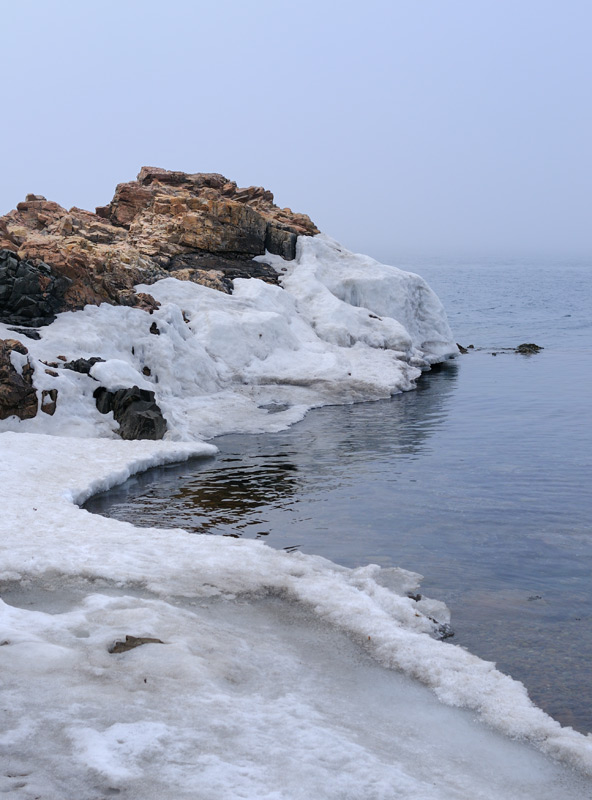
[0,235,457,441]
[1,433,591,799]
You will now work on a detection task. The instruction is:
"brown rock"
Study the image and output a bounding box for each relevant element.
[108,635,164,654]
[117,290,161,313]
[0,167,319,325]
[0,339,38,420]
[41,388,58,415]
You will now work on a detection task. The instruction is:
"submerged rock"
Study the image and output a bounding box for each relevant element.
[93,385,167,440]
[516,342,543,355]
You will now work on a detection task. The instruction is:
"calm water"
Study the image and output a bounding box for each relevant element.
[86,259,592,733]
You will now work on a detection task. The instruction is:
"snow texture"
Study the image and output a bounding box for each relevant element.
[1,237,591,798]
[0,235,457,440]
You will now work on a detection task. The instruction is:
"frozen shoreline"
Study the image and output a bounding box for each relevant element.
[1,432,592,798]
[2,237,592,796]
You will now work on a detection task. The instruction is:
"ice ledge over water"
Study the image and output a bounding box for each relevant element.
[0,234,457,441]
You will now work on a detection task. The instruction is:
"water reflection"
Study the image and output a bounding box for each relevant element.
[84,348,592,733]
[84,360,459,539]
[174,459,300,535]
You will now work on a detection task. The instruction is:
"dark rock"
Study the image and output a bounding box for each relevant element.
[516,343,543,355]
[264,224,298,260]
[149,322,160,335]
[63,356,106,376]
[41,388,58,415]
[0,249,71,327]
[8,327,41,340]
[167,251,280,293]
[108,635,164,654]
[93,385,167,440]
[437,623,455,640]
[406,592,422,602]
[0,339,38,420]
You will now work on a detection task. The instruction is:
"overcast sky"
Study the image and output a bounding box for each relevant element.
[2,0,590,261]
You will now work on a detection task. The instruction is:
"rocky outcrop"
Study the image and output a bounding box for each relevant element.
[0,167,319,437]
[93,385,167,440]
[0,168,318,319]
[0,339,38,420]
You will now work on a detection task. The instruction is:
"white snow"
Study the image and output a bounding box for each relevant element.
[0,235,458,440]
[1,236,590,798]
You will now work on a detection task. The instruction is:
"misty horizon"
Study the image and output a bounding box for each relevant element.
[2,0,591,262]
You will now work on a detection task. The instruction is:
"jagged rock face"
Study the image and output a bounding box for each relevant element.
[0,168,319,318]
[0,249,72,327]
[0,339,38,420]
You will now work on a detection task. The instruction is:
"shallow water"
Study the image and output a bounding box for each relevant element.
[86,259,592,733]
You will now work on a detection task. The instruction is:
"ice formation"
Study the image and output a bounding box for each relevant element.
[1,237,591,798]
[0,236,457,440]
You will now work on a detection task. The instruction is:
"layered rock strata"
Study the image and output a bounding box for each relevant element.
[0,167,318,321]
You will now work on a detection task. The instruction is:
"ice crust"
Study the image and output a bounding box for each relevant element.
[1,237,591,797]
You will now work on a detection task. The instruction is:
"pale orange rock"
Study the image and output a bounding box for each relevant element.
[0,167,319,318]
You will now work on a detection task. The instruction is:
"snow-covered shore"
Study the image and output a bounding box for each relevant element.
[1,237,591,798]
[0,236,457,440]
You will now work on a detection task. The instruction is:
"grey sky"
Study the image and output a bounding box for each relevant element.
[2,0,591,260]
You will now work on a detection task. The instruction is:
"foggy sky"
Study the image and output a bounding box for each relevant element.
[2,0,591,261]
